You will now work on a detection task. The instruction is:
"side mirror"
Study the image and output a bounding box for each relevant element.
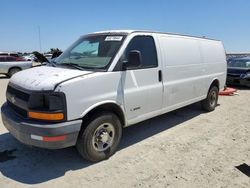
[123,50,142,69]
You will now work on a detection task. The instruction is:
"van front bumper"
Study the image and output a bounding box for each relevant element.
[1,102,82,149]
[227,76,250,87]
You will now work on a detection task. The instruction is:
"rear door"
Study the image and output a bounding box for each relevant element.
[122,35,163,123]
[159,35,205,109]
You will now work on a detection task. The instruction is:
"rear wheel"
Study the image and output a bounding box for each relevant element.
[8,68,21,77]
[76,112,122,162]
[201,86,219,112]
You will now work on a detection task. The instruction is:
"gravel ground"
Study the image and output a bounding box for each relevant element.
[0,75,249,188]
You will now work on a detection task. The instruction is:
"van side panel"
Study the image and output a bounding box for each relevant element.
[159,35,207,110]
[199,40,227,91]
[59,32,226,125]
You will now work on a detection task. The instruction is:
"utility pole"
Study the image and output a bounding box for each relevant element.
[38,26,42,53]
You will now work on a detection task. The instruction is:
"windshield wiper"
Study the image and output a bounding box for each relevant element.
[59,63,86,70]
[75,63,105,70]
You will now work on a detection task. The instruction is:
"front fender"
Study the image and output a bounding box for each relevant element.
[80,100,127,126]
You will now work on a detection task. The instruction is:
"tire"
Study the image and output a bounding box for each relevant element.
[76,112,122,162]
[8,68,21,77]
[201,86,219,112]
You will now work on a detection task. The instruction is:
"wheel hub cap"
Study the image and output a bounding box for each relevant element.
[210,91,216,106]
[99,131,109,143]
[92,123,115,152]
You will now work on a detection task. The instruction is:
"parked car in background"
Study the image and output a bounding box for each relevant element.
[22,54,35,61]
[44,53,53,60]
[32,51,62,65]
[0,56,33,77]
[0,51,19,57]
[227,57,250,87]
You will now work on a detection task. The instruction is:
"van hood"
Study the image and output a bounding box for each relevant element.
[10,66,92,91]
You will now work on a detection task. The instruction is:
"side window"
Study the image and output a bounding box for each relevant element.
[125,36,158,69]
[6,57,15,62]
[0,57,5,61]
[10,53,19,57]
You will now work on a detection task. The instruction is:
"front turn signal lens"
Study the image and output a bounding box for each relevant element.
[28,111,64,121]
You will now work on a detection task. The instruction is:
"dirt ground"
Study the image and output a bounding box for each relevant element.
[0,75,249,188]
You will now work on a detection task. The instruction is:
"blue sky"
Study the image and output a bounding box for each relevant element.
[1,0,249,53]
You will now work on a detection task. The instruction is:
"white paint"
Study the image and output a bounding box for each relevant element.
[158,34,226,109]
[10,30,227,127]
[9,66,92,91]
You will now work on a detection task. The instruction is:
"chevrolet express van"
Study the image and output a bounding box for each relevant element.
[1,30,227,162]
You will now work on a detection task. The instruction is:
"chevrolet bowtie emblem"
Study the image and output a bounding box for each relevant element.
[10,95,16,104]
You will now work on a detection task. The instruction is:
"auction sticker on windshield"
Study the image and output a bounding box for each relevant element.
[105,36,123,41]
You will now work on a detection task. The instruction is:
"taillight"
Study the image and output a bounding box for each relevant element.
[16,57,25,61]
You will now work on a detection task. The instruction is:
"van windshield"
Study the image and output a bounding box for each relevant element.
[56,34,126,70]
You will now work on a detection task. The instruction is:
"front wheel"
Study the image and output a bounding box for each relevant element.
[201,86,219,112]
[76,112,122,162]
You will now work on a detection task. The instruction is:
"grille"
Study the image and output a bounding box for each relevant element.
[7,101,28,118]
[7,85,29,118]
[227,74,240,78]
[7,85,30,101]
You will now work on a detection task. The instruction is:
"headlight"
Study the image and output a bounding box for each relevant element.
[240,73,250,79]
[245,72,250,78]
[28,92,66,121]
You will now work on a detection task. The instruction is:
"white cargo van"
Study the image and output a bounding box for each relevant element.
[1,30,227,162]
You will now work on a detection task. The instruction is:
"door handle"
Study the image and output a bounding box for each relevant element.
[158,70,162,82]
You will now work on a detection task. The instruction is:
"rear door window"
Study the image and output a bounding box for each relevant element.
[10,53,19,57]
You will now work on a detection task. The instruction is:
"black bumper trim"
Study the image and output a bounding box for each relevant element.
[227,77,250,87]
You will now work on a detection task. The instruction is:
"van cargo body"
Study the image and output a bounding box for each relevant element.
[1,30,227,162]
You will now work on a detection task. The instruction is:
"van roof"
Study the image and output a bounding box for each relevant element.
[91,30,220,41]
